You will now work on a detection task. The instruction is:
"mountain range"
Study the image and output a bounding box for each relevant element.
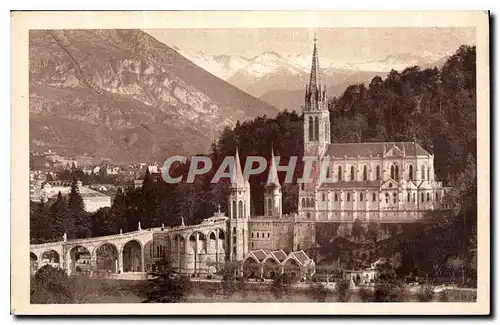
[176,47,449,110]
[29,29,278,164]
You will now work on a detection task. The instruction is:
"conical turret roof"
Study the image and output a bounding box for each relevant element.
[266,146,281,188]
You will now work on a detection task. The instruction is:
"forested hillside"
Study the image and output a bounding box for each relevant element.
[31,45,477,281]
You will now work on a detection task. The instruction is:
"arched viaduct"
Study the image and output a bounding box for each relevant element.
[30,214,229,278]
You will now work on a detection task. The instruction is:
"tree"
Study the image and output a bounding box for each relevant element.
[271,273,292,300]
[366,222,379,242]
[140,260,192,303]
[351,219,364,240]
[30,201,53,243]
[50,192,73,239]
[334,278,352,302]
[31,265,75,304]
[308,282,329,302]
[69,177,90,238]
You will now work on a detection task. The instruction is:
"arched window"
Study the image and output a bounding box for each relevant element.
[257,233,259,238]
[314,117,319,141]
[334,193,338,201]
[308,116,314,141]
[251,232,254,238]
[421,193,424,202]
[413,193,416,202]
[363,165,367,181]
[238,200,243,219]
[427,193,430,202]
[350,166,355,181]
[421,165,426,180]
[393,192,397,203]
[376,165,381,180]
[326,166,330,178]
[301,198,306,208]
[347,193,351,201]
[385,193,389,203]
[232,200,236,219]
[267,198,272,216]
[436,192,439,201]
[390,165,395,179]
[372,193,376,202]
[360,193,364,201]
[338,166,343,181]
[300,183,304,191]
[428,169,430,181]
[409,165,414,180]
[407,192,410,202]
[395,165,399,180]
[322,193,326,201]
[268,233,270,238]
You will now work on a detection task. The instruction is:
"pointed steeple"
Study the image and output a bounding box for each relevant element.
[231,147,249,188]
[309,33,321,93]
[266,146,281,188]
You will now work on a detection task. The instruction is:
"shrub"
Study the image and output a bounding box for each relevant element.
[358,287,374,302]
[438,290,450,302]
[308,282,329,302]
[31,265,75,304]
[416,285,434,302]
[141,260,192,303]
[271,273,291,300]
[335,279,352,302]
[220,274,237,299]
[373,280,408,302]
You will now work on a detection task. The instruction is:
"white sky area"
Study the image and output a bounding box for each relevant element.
[145,27,476,61]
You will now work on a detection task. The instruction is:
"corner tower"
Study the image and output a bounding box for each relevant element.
[303,35,330,157]
[228,148,250,262]
[264,147,282,217]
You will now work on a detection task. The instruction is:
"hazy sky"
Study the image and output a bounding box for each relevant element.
[146,27,475,61]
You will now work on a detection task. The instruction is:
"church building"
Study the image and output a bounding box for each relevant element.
[232,37,450,262]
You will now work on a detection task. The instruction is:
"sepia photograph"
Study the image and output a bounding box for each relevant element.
[10,11,490,315]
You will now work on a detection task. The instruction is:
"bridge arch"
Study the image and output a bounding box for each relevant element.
[30,252,38,274]
[67,245,92,275]
[122,240,143,272]
[41,249,61,268]
[94,243,119,274]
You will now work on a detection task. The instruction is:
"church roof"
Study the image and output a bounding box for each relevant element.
[265,147,281,188]
[231,147,250,189]
[325,142,429,158]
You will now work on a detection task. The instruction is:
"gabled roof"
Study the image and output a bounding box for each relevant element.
[325,142,430,158]
[290,250,311,265]
[271,249,287,262]
[250,249,267,261]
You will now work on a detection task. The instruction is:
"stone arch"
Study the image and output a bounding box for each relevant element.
[283,257,301,280]
[242,255,260,279]
[30,252,38,273]
[262,256,281,279]
[94,243,119,274]
[67,245,92,275]
[189,231,207,275]
[122,240,143,272]
[41,249,60,265]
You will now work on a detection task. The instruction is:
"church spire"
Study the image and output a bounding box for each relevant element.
[231,147,249,188]
[309,33,321,93]
[266,146,281,188]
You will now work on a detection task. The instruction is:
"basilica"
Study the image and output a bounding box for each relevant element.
[231,38,450,261]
